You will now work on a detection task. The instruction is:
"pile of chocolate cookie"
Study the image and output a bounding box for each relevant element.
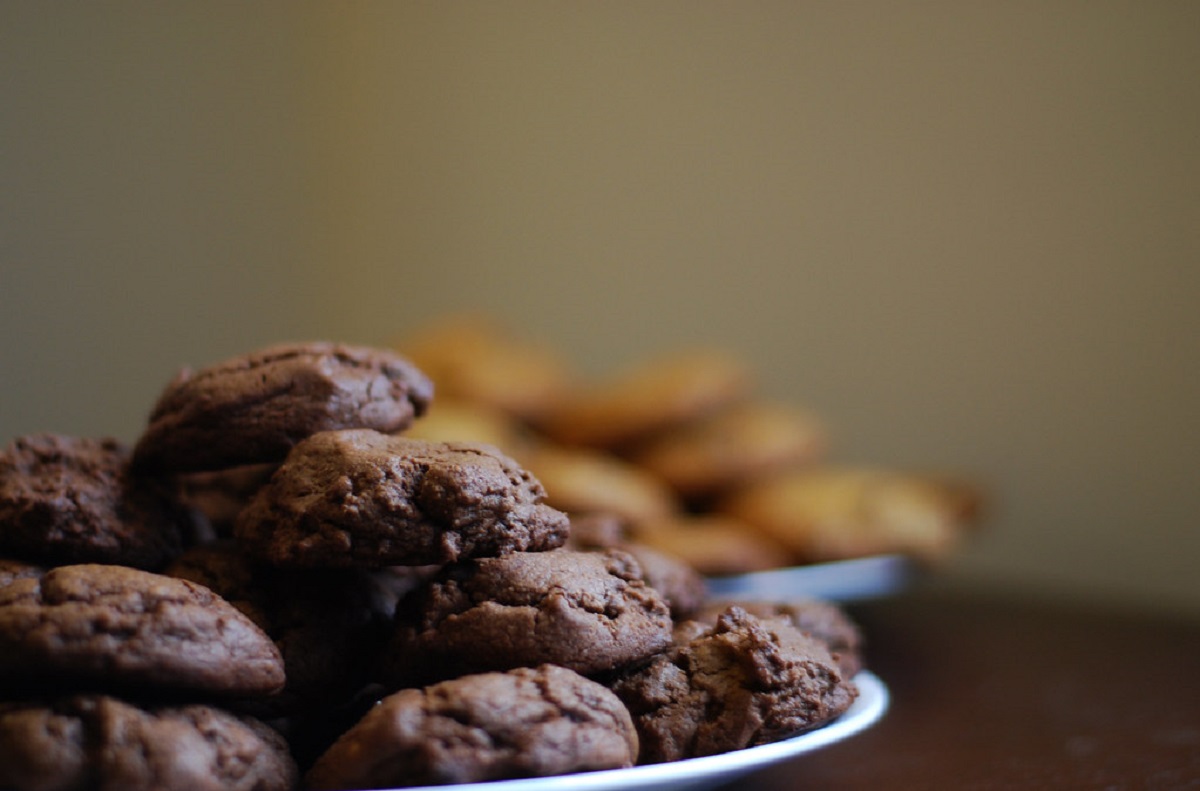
[0,342,863,791]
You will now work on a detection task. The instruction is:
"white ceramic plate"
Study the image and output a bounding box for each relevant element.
[380,671,888,791]
[704,554,913,602]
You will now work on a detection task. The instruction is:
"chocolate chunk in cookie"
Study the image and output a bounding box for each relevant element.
[0,564,284,698]
[0,695,296,791]
[386,548,673,686]
[610,606,857,764]
[233,430,569,568]
[0,435,185,570]
[306,664,636,790]
[132,342,434,474]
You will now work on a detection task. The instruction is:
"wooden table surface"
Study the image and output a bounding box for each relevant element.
[728,585,1200,790]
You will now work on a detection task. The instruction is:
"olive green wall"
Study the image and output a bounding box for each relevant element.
[3,2,1197,614]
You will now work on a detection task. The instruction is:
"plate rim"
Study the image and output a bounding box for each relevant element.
[375,670,889,791]
[704,554,913,601]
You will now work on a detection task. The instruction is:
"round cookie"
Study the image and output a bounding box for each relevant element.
[609,606,858,764]
[0,435,185,570]
[630,514,791,576]
[233,430,569,568]
[386,548,673,687]
[0,695,297,791]
[401,397,526,452]
[717,466,971,564]
[397,314,573,422]
[631,401,828,500]
[0,564,284,698]
[538,349,752,450]
[305,664,637,790]
[132,342,434,474]
[690,597,865,678]
[165,542,390,714]
[518,443,681,526]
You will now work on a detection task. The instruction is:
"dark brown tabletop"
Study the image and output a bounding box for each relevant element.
[724,583,1200,790]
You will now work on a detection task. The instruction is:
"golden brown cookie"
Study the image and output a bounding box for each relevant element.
[717,466,973,564]
[400,397,525,452]
[538,349,752,450]
[397,314,573,422]
[630,514,792,576]
[631,402,828,500]
[517,443,681,526]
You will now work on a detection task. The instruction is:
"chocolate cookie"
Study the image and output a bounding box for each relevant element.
[566,513,705,620]
[132,342,434,474]
[0,695,297,791]
[0,558,42,589]
[0,564,284,698]
[690,598,865,678]
[609,606,857,764]
[386,548,673,686]
[233,430,569,568]
[0,435,185,570]
[306,664,637,790]
[172,462,278,540]
[165,542,390,714]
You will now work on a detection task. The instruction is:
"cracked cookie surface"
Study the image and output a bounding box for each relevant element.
[233,430,569,568]
[306,664,636,790]
[0,435,184,570]
[0,695,296,791]
[0,564,284,697]
[386,548,672,686]
[610,606,857,764]
[132,342,434,474]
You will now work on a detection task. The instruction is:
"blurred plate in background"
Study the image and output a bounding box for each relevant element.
[705,554,913,602]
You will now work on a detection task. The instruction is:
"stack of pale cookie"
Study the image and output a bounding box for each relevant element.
[0,342,862,791]
[398,314,982,577]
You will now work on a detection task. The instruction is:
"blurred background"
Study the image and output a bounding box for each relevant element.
[2,3,1197,614]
